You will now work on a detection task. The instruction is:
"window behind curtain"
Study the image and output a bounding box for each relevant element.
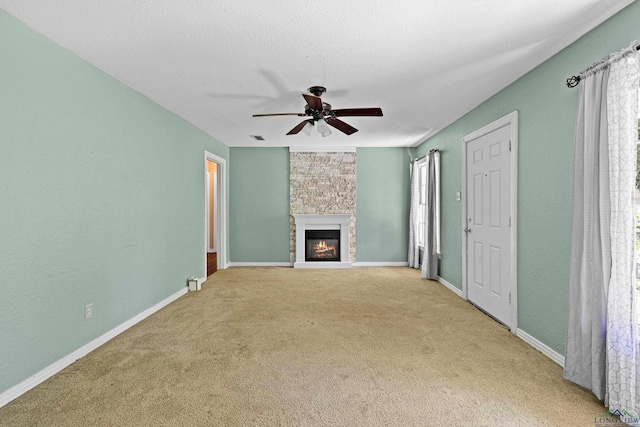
[416,157,441,255]
[417,161,427,247]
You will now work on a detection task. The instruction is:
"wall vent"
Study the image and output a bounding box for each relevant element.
[250,135,265,141]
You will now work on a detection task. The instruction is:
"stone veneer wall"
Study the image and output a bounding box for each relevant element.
[290,151,356,263]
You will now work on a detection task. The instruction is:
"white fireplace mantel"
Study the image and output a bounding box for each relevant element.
[292,214,351,268]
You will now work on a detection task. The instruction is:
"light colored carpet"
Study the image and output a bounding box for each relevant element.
[0,267,605,426]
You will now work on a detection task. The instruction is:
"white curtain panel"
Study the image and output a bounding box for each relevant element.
[605,48,639,414]
[565,43,640,419]
[564,65,611,400]
[408,159,420,269]
[422,151,440,280]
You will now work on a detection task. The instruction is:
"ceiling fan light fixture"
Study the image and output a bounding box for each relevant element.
[317,118,331,137]
[302,121,314,136]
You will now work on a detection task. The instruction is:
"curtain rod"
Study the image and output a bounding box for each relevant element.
[566,42,640,88]
[410,149,440,163]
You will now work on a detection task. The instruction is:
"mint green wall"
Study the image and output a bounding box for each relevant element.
[356,148,412,262]
[415,2,640,354]
[228,147,412,263]
[0,11,228,395]
[229,147,290,262]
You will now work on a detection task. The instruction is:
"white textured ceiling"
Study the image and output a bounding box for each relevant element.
[0,1,633,147]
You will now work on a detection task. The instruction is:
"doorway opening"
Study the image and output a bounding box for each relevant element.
[204,151,226,277]
[206,160,218,276]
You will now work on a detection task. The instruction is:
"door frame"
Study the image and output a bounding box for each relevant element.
[206,170,211,251]
[461,111,518,332]
[212,171,220,252]
[204,151,227,273]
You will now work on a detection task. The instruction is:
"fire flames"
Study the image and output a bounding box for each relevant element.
[311,240,337,258]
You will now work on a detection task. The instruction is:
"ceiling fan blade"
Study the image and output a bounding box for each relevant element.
[332,108,383,117]
[253,113,305,117]
[303,94,323,111]
[287,120,314,135]
[326,118,358,135]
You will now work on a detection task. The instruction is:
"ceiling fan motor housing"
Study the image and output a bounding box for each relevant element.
[304,102,332,120]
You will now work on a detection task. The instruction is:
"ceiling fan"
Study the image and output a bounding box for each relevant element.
[252,86,383,136]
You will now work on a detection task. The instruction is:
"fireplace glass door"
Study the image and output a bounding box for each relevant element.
[305,230,340,262]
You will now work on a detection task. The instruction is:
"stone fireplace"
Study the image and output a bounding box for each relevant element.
[292,214,351,268]
[289,147,357,265]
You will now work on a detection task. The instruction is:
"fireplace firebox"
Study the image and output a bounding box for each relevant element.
[305,230,340,262]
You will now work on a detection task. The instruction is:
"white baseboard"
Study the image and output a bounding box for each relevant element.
[352,262,409,267]
[0,287,188,409]
[229,262,410,267]
[228,262,293,267]
[437,276,463,298]
[429,276,564,368]
[516,328,565,367]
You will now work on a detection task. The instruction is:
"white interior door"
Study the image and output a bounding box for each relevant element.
[466,123,512,325]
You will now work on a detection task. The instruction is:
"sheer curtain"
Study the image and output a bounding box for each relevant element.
[605,48,639,415]
[564,43,640,418]
[408,159,421,269]
[408,152,441,278]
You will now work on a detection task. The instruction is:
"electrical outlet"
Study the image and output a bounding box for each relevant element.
[85,303,93,320]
